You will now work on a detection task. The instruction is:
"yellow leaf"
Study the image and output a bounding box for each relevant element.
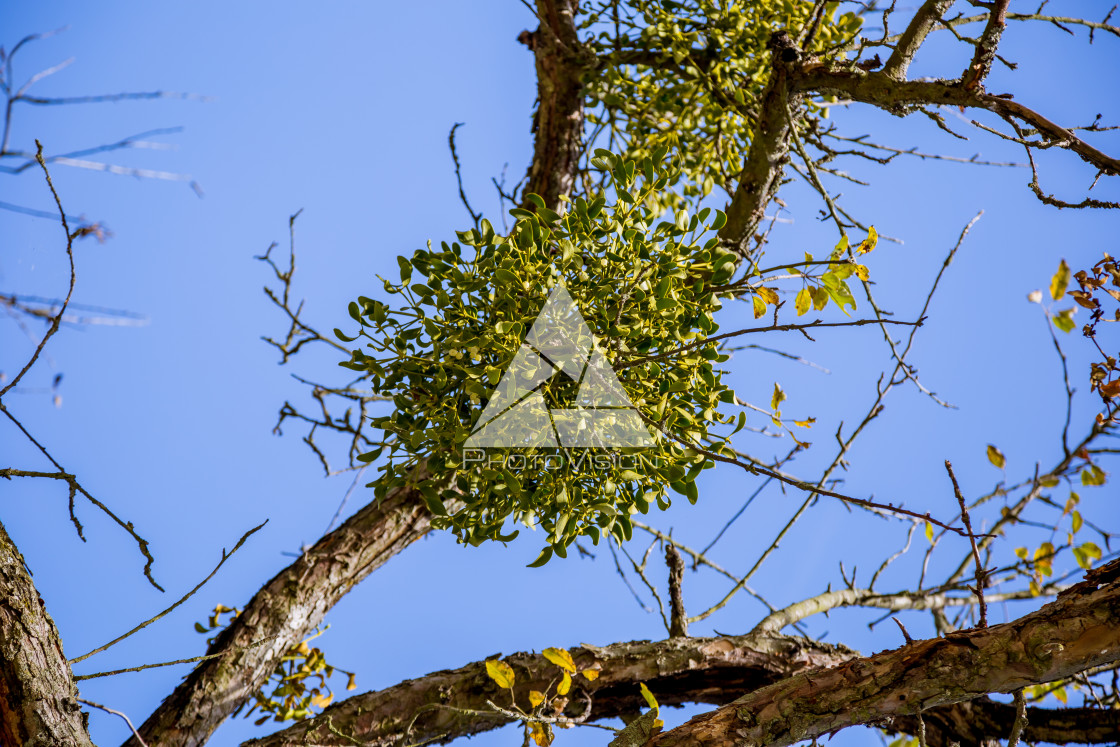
[1050,258,1070,300]
[529,690,546,707]
[558,671,572,695]
[486,659,516,689]
[924,521,934,545]
[639,682,659,711]
[1053,686,1068,704]
[834,234,850,255]
[854,264,869,281]
[771,383,786,411]
[857,226,877,255]
[1080,464,1107,486]
[529,722,553,747]
[795,287,811,316]
[1052,307,1076,333]
[793,417,815,428]
[346,673,357,691]
[542,647,576,673]
[1064,492,1080,513]
[310,692,334,708]
[757,287,779,305]
[581,668,600,681]
[986,444,1005,469]
[811,286,829,311]
[752,294,766,319]
[1071,510,1083,534]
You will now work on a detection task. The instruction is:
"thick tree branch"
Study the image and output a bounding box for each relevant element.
[648,559,1120,746]
[0,519,93,746]
[244,633,855,747]
[246,614,1120,747]
[881,0,955,80]
[794,66,1120,177]
[719,31,803,255]
[129,469,457,747]
[521,0,594,210]
[890,697,1120,747]
[961,0,1011,90]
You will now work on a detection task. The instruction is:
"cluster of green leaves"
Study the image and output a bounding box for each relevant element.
[337,149,743,562]
[485,647,603,746]
[196,606,355,724]
[580,0,863,211]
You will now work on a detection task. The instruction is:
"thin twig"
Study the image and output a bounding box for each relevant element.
[945,460,987,628]
[77,699,148,747]
[1007,688,1028,747]
[70,520,267,664]
[72,635,279,681]
[448,122,481,229]
[665,543,688,637]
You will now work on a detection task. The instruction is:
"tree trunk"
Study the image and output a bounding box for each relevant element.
[0,519,93,747]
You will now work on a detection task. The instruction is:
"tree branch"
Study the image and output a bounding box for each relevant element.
[128,467,457,747]
[719,31,803,255]
[649,559,1120,746]
[0,519,93,746]
[520,0,594,210]
[244,633,855,747]
[794,67,1120,177]
[881,0,955,80]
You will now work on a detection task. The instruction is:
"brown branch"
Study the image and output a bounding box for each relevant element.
[890,695,1120,746]
[794,67,1120,178]
[718,31,803,255]
[665,543,688,638]
[243,633,855,747]
[961,0,1011,89]
[0,142,74,399]
[70,520,267,665]
[128,467,457,747]
[243,624,1120,747]
[648,559,1120,746]
[944,460,987,628]
[882,0,955,80]
[520,0,594,210]
[77,699,147,747]
[0,519,93,746]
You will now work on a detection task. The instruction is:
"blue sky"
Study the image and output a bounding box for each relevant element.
[2,2,1118,746]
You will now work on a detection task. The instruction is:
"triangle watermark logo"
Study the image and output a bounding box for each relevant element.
[465,284,656,449]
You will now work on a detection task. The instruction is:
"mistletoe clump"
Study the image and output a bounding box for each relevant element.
[582,0,864,211]
[337,148,745,562]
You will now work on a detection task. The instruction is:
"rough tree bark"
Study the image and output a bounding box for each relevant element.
[648,560,1120,746]
[0,519,93,747]
[242,633,853,747]
[520,0,594,211]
